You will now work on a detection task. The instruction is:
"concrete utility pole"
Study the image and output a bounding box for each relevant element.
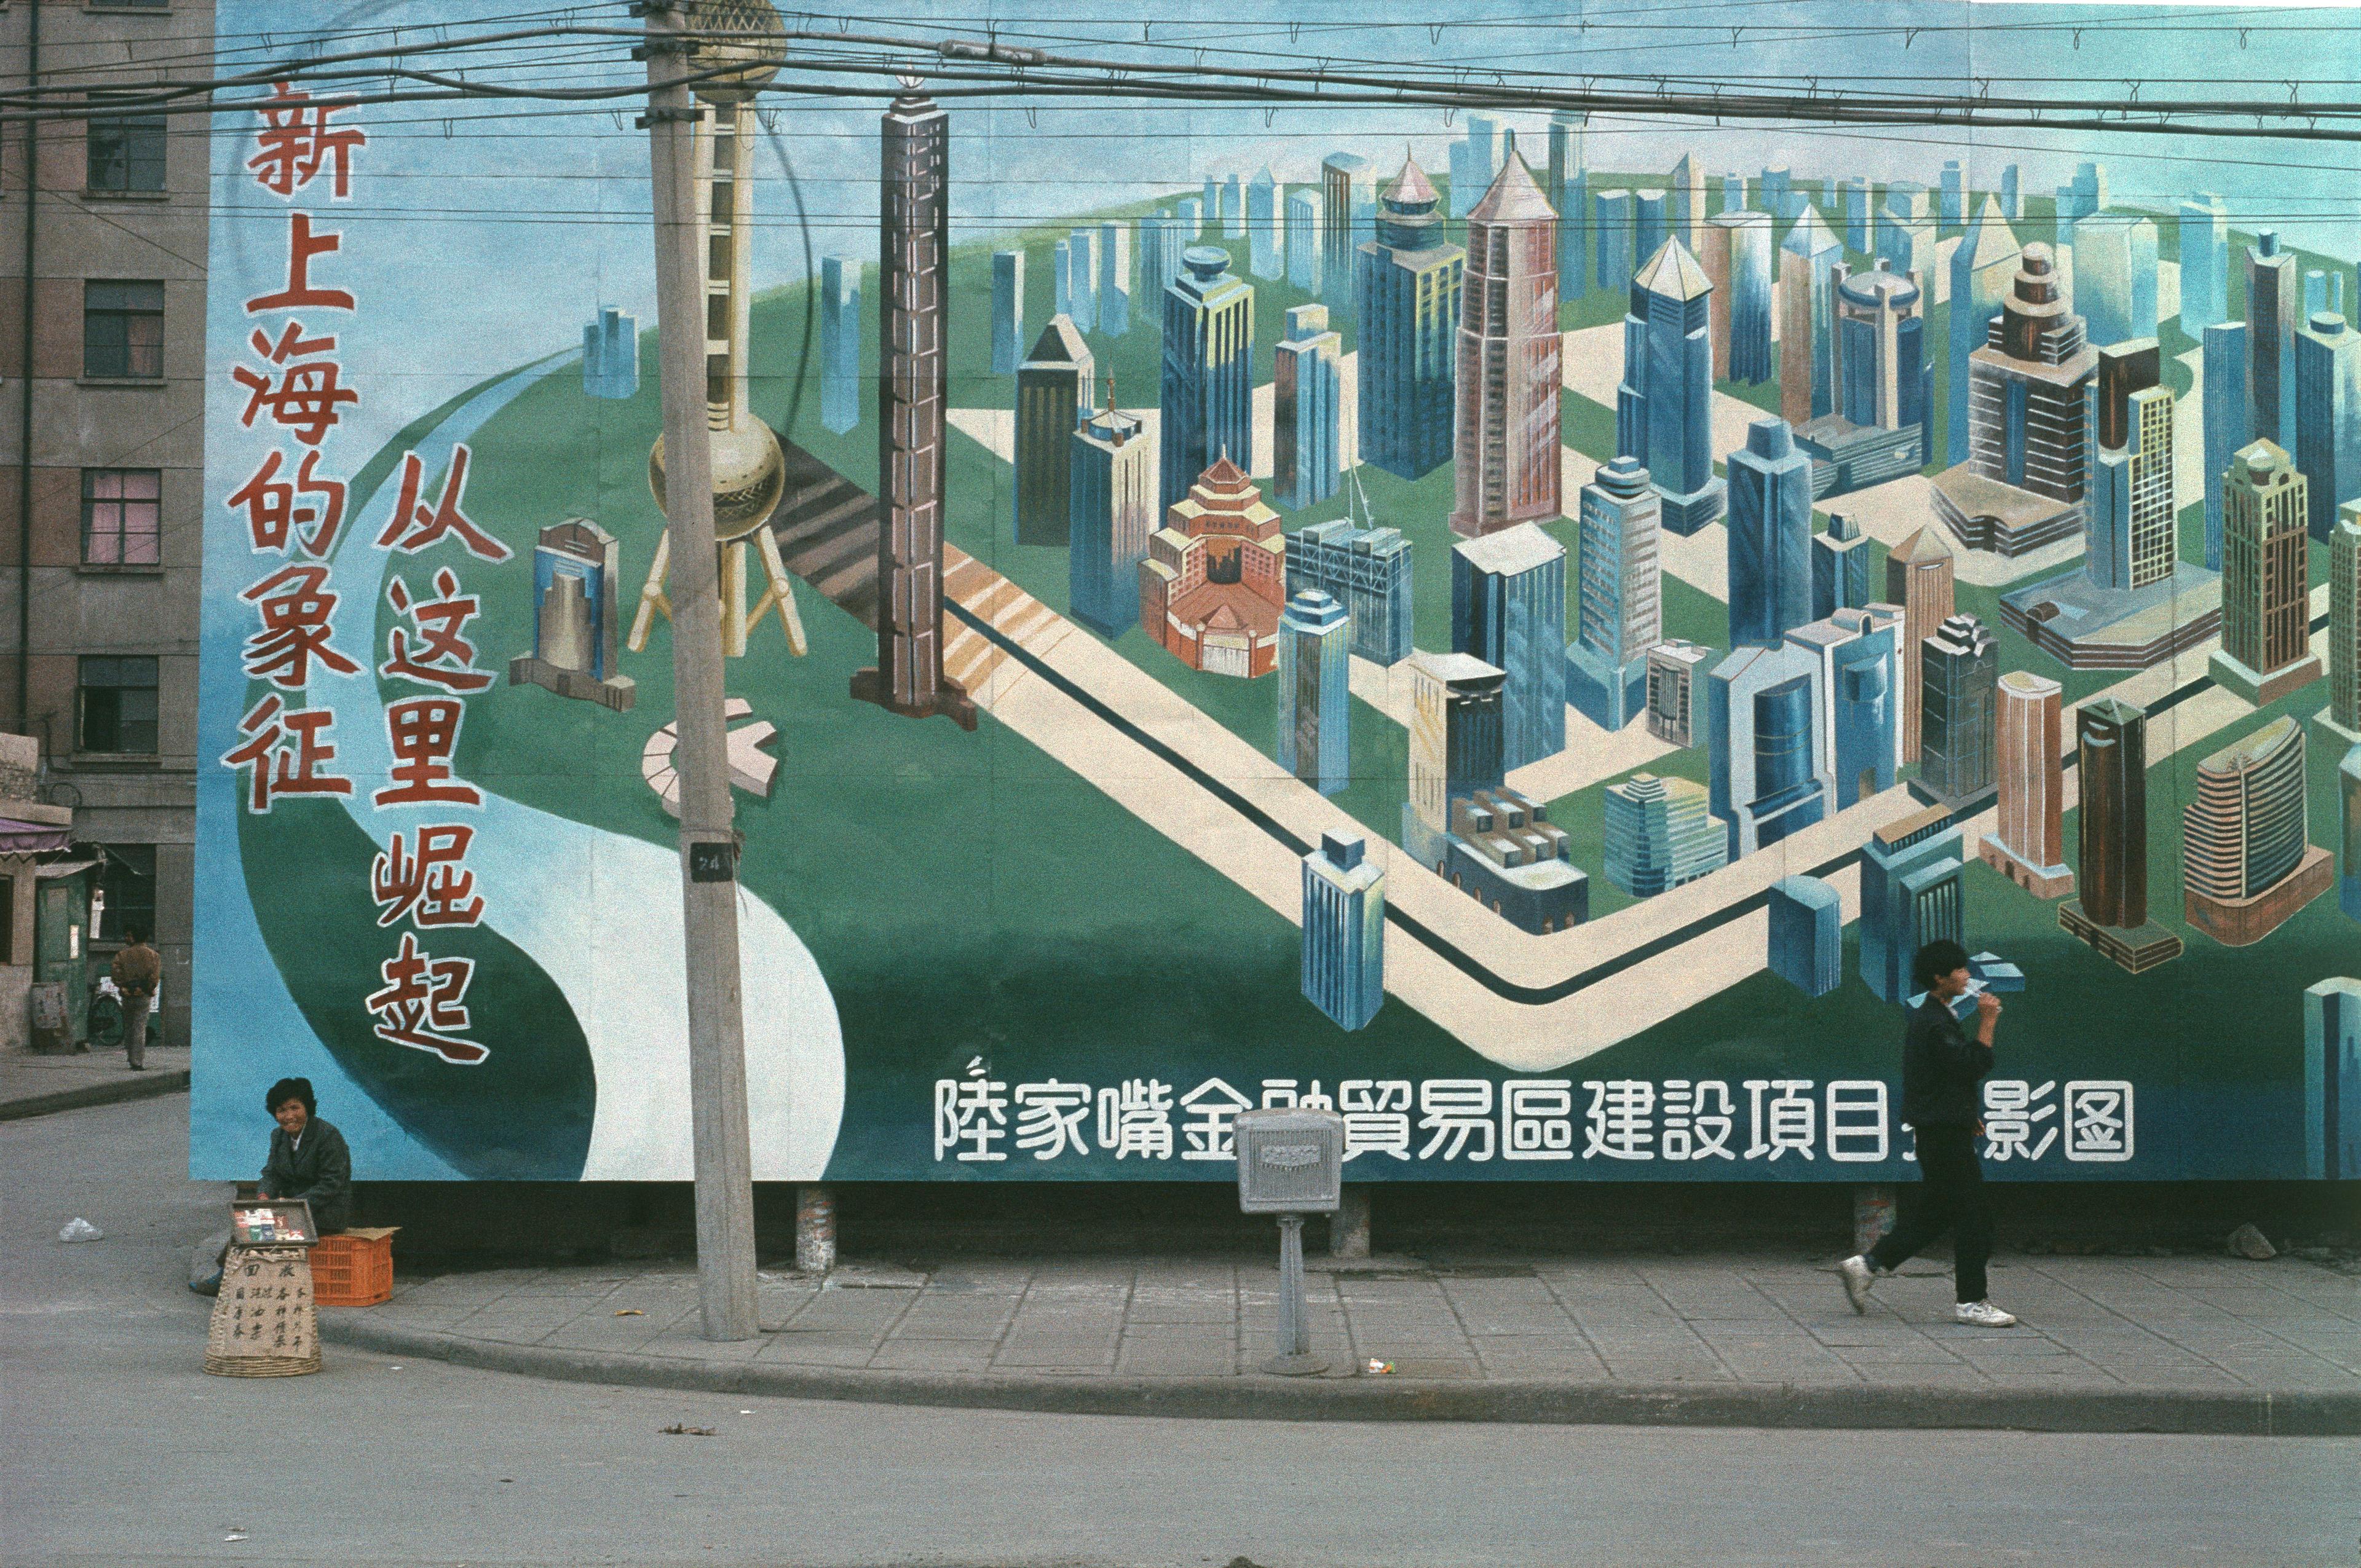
[639,0,777,1342]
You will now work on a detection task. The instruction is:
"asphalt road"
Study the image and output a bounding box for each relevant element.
[4,1095,2355,1568]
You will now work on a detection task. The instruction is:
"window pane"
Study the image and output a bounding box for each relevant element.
[126,315,164,377]
[97,845,157,942]
[88,122,129,191]
[84,317,129,377]
[82,468,162,564]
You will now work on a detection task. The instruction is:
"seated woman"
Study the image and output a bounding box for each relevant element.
[259,1078,352,1235]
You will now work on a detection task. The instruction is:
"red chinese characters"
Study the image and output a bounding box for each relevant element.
[364,933,486,1066]
[247,81,367,199]
[227,447,346,556]
[239,563,362,688]
[379,445,510,561]
[221,695,354,813]
[232,321,357,447]
[372,824,484,929]
[381,569,492,693]
[244,213,356,313]
[373,697,481,809]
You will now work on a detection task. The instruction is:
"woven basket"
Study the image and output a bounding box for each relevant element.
[205,1245,321,1377]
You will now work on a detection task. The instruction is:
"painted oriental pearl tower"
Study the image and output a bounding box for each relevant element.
[630,0,807,661]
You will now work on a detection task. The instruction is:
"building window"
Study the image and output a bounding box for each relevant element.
[83,282,165,379]
[82,468,162,564]
[87,114,167,193]
[77,656,159,754]
[97,845,156,942]
[0,875,14,964]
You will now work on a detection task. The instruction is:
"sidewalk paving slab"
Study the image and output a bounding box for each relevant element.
[0,1044,186,1120]
[315,1250,2361,1434]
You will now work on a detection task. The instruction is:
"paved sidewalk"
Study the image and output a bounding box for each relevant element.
[322,1249,2361,1434]
[0,1044,186,1121]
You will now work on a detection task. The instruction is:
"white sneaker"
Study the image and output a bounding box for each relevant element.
[1955,1299,2018,1327]
[1838,1255,1875,1315]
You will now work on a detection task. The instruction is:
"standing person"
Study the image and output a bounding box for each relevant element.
[260,1078,354,1234]
[1838,939,2019,1328]
[109,926,161,1071]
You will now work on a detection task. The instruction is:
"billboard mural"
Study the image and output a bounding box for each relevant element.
[194,1,2361,1184]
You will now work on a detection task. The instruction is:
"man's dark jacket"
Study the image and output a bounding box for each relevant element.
[261,1116,352,1232]
[1899,997,1993,1128]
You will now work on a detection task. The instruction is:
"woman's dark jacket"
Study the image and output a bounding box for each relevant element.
[261,1116,352,1233]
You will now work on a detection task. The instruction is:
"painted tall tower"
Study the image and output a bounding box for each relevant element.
[853,84,975,728]
[1273,304,1343,511]
[2330,502,2361,745]
[1979,671,2073,897]
[1778,208,1843,428]
[1947,197,2019,464]
[1568,455,1664,731]
[2060,698,2182,972]
[1545,111,1589,301]
[1725,418,1814,649]
[1450,152,1562,540]
[1160,246,1256,517]
[1885,526,1955,763]
[1618,238,1725,535]
[2248,231,2301,449]
[2213,439,2322,705]
[1356,152,1464,482]
[1278,589,1353,795]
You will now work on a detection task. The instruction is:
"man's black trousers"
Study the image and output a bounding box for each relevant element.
[1865,1123,1990,1303]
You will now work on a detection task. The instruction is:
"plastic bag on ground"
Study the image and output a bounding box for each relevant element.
[57,1218,103,1243]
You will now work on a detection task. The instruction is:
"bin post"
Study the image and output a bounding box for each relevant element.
[1266,1213,1326,1377]
[796,1185,836,1275]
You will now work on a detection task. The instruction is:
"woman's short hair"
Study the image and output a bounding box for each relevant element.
[1912,939,1972,993]
[265,1077,317,1117]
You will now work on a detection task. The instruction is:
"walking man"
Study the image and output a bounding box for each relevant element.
[1838,939,2019,1327]
[109,925,160,1072]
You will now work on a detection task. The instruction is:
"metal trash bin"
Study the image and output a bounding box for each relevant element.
[1234,1108,1343,1376]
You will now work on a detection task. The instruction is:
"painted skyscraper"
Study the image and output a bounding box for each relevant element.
[1618,238,1726,535]
[2203,321,2251,570]
[1062,227,1097,334]
[2343,742,2361,921]
[1811,512,1872,620]
[1706,641,1832,857]
[1602,772,1726,896]
[1452,524,1568,771]
[1320,153,1377,314]
[1860,805,1967,1004]
[1785,605,1903,810]
[1669,152,1705,246]
[1634,191,1667,270]
[1778,208,1843,429]
[1284,186,1324,293]
[582,306,639,401]
[2183,716,2333,947]
[1273,304,1343,511]
[1286,517,1414,667]
[1884,526,1955,763]
[2060,698,2181,972]
[1646,639,1712,747]
[1278,590,1353,795]
[1247,166,1281,281]
[853,85,975,730]
[2304,979,2361,1178]
[1768,875,1843,998]
[2072,211,2158,349]
[1357,153,1463,482]
[2179,194,2229,335]
[1097,220,1131,337]
[1568,455,1663,731]
[1939,160,1963,227]
[1301,829,1385,1032]
[2248,232,2301,451]
[1979,671,2074,898]
[510,518,635,711]
[989,250,1024,376]
[1160,247,1255,516]
[1401,651,1507,869]
[819,256,860,434]
[1700,210,1772,385]
[1947,197,2019,465]
[1450,152,1563,540]
[2214,439,2322,705]
[1448,114,1497,221]
[1067,393,1153,639]
[1546,111,1589,302]
[1725,418,1814,649]
[2296,312,2361,543]
[1916,612,1999,813]
[1013,316,1092,546]
[2331,504,2361,744]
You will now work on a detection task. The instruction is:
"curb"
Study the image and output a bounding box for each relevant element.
[317,1312,2361,1436]
[0,1067,189,1122]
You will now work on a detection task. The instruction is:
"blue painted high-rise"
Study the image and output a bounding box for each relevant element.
[1875,208,1935,283]
[1725,210,1774,385]
[1779,208,1845,425]
[1449,114,1497,219]
[1278,589,1353,795]
[2297,312,2361,543]
[2309,270,2331,320]
[989,250,1024,376]
[1939,160,1963,227]
[2072,212,2157,348]
[1223,172,1244,237]
[1721,172,1747,214]
[1839,176,1870,251]
[1284,186,1324,293]
[1301,828,1386,1031]
[1356,153,1463,482]
[1595,189,1635,290]
[2304,978,2361,1179]
[1287,517,1413,666]
[1160,247,1256,516]
[1203,176,1219,231]
[1273,304,1343,511]
[1546,111,1589,302]
[1568,455,1663,731]
[1175,194,1204,237]
[2342,744,2361,918]
[1051,238,1074,324]
[1999,163,2020,221]
[1811,511,1872,620]
[1726,417,1814,648]
[1786,605,1902,810]
[1706,641,1831,858]
[1097,220,1131,337]
[582,305,639,401]
[1861,804,1967,1004]
[1066,227,1098,334]
[2178,194,2229,336]
[2203,321,2251,570]
[1760,165,1792,219]
[1948,197,2020,465]
[1068,399,1153,637]
[2056,160,2108,224]
[1768,875,1843,997]
[1136,211,1177,294]
[818,255,860,434]
[2249,230,2303,451]
[1319,153,1378,315]
[1603,772,1727,895]
[1618,238,1726,535]
[1248,166,1282,280]
[1634,191,1667,270]
[1452,523,1569,771]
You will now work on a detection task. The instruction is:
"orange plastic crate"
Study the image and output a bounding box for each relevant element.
[312,1229,395,1306]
